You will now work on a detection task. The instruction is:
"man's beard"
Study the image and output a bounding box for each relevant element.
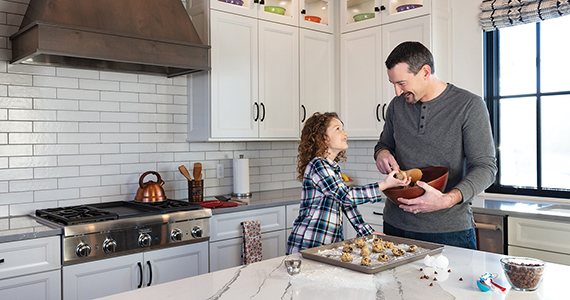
[403,92,418,104]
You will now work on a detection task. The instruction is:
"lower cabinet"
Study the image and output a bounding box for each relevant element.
[0,236,61,300]
[208,206,287,272]
[508,216,570,265]
[62,242,208,300]
[344,202,385,239]
[0,270,61,300]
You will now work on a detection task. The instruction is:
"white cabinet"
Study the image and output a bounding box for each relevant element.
[62,242,208,300]
[339,0,450,139]
[210,0,299,26]
[300,0,334,33]
[344,202,385,239]
[300,28,335,124]
[208,206,287,272]
[508,216,570,266]
[188,2,300,141]
[0,236,61,300]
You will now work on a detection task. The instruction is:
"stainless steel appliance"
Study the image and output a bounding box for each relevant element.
[34,200,211,266]
[474,213,506,254]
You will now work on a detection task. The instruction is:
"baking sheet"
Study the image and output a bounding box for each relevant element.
[300,234,444,274]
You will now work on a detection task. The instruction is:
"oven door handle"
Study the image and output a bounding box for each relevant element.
[475,222,500,231]
[137,262,143,288]
[146,261,153,287]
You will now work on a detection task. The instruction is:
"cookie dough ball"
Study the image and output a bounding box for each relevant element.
[372,237,383,245]
[408,245,418,252]
[384,241,394,249]
[360,247,370,256]
[341,252,353,262]
[372,243,386,253]
[342,244,353,253]
[361,256,371,266]
[392,248,406,256]
[354,238,366,248]
[378,253,389,262]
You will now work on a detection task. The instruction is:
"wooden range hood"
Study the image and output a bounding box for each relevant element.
[9,0,210,77]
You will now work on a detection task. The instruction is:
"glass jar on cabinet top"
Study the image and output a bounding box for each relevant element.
[340,0,429,33]
[211,0,299,26]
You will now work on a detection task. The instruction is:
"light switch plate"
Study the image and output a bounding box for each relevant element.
[216,163,224,179]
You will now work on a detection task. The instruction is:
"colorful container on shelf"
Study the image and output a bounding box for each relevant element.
[305,15,322,23]
[218,0,244,6]
[353,13,375,22]
[396,4,423,12]
[264,6,286,15]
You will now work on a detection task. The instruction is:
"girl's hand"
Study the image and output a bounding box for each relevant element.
[378,170,411,191]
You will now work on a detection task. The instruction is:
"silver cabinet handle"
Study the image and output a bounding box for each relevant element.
[475,222,499,230]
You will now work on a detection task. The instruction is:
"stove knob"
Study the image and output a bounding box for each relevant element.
[138,233,152,248]
[171,228,183,242]
[103,239,117,253]
[191,226,203,238]
[76,243,91,258]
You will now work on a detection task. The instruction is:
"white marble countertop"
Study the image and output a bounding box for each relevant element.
[96,245,565,300]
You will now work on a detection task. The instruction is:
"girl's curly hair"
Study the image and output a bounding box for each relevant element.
[297,112,347,181]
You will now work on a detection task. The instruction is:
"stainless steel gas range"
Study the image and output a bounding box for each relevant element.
[34,200,211,266]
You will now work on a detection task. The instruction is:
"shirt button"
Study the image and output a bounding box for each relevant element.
[423,106,426,109]
[420,125,424,128]
[421,116,425,119]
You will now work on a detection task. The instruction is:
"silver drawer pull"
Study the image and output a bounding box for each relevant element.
[475,222,499,231]
[373,211,383,216]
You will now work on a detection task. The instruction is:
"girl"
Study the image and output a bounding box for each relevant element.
[286,112,410,254]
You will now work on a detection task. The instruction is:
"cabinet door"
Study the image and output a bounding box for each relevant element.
[62,254,142,300]
[340,26,384,139]
[380,0,431,25]
[258,20,300,138]
[210,0,258,18]
[381,15,431,105]
[0,236,60,280]
[210,10,259,138]
[258,0,299,26]
[143,242,209,287]
[340,0,382,33]
[0,270,61,300]
[300,0,334,33]
[300,29,335,125]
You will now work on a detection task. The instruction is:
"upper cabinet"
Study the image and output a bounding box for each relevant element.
[300,0,334,33]
[210,0,299,26]
[339,0,451,139]
[340,0,432,33]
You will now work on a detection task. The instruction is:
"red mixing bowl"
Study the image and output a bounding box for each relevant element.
[383,166,449,206]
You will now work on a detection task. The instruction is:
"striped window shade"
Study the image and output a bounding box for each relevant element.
[480,0,570,31]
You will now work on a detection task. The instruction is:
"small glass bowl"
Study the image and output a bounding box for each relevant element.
[500,257,546,291]
[285,259,302,275]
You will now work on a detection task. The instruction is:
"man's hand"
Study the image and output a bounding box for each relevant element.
[375,149,399,174]
[397,183,463,214]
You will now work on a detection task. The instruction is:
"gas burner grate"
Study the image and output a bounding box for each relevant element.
[36,205,118,225]
[141,199,202,212]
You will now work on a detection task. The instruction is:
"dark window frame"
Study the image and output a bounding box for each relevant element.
[483,23,570,199]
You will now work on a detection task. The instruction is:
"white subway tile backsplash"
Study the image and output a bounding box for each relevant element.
[58,132,101,144]
[79,143,120,155]
[101,153,140,165]
[80,100,120,112]
[205,151,233,160]
[139,133,173,143]
[56,67,99,79]
[7,64,55,76]
[33,75,78,88]
[0,132,5,144]
[260,165,283,175]
[101,112,139,123]
[9,109,57,121]
[100,71,138,82]
[120,143,156,153]
[140,152,174,163]
[57,88,100,100]
[139,93,173,104]
[81,185,121,198]
[35,188,79,202]
[120,102,157,113]
[0,191,33,205]
[101,91,139,102]
[100,133,138,143]
[9,156,57,168]
[247,141,272,150]
[119,163,159,175]
[0,121,32,132]
[0,158,6,168]
[9,133,57,144]
[0,144,32,156]
[79,79,120,91]
[157,84,186,95]
[0,109,6,120]
[34,121,79,133]
[0,168,32,181]
[9,85,56,98]
[101,173,138,186]
[173,152,205,162]
[34,166,79,179]
[138,113,173,123]
[80,122,119,133]
[9,179,58,192]
[120,82,156,93]
[0,97,32,109]
[79,165,120,176]
[138,74,173,85]
[0,73,32,85]
[0,205,7,218]
[189,142,219,152]
[157,104,186,114]
[156,123,187,133]
[34,144,79,155]
[260,149,283,158]
[120,122,156,133]
[58,155,101,166]
[34,98,79,110]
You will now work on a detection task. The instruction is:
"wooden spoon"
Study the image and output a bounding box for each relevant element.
[193,162,202,181]
[178,165,192,181]
[395,168,423,184]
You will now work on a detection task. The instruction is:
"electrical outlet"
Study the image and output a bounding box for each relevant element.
[216,164,224,179]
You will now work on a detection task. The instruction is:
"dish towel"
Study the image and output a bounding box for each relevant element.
[241,220,262,264]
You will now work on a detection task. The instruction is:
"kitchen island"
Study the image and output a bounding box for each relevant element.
[96,244,565,300]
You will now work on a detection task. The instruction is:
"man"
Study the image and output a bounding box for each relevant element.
[374,41,497,249]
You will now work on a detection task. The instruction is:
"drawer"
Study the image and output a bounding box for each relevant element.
[508,245,570,266]
[358,202,385,223]
[0,236,60,280]
[210,207,286,241]
[286,204,300,229]
[508,216,570,255]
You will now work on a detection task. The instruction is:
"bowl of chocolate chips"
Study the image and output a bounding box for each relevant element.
[500,256,546,291]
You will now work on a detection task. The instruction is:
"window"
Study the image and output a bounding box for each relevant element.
[484,16,570,199]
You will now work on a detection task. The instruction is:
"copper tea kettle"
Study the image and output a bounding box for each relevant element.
[134,171,167,202]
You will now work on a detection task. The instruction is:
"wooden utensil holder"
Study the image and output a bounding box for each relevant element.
[188,180,204,202]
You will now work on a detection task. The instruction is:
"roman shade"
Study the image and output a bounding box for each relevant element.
[480,0,570,31]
